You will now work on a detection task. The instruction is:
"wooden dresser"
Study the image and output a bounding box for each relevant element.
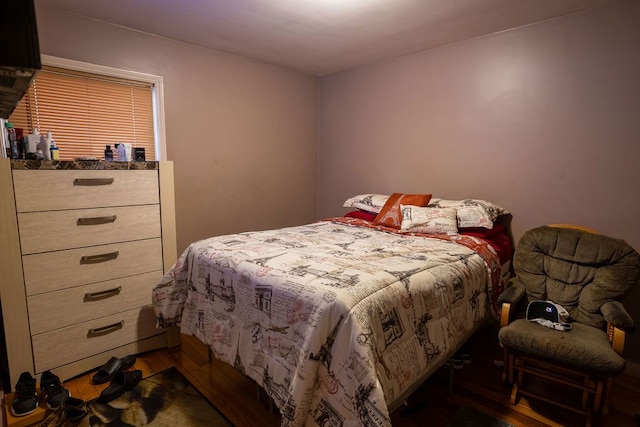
[0,159,178,390]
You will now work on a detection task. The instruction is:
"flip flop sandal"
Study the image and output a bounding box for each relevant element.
[92,355,137,384]
[98,370,143,403]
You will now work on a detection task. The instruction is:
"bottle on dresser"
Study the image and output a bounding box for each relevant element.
[4,122,19,159]
[38,132,49,160]
[104,145,114,161]
[24,129,41,159]
[43,130,56,161]
[48,131,60,161]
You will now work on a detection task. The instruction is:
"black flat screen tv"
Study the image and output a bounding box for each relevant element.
[0,0,41,119]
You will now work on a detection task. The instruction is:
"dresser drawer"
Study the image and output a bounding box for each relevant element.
[23,238,163,295]
[18,204,161,254]
[32,305,162,374]
[27,271,163,335]
[13,169,159,212]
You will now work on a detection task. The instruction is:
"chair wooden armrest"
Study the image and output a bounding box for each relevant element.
[607,324,626,355]
[500,302,512,329]
[499,301,514,383]
[548,223,599,234]
[602,324,626,414]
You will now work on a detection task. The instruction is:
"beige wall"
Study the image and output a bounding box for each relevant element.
[318,1,640,361]
[35,5,319,254]
[34,2,640,362]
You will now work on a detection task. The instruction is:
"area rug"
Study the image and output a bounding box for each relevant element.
[87,367,233,426]
[447,406,515,427]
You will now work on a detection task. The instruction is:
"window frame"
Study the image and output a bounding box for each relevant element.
[2,55,167,160]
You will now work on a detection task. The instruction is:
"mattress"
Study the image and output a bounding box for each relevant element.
[152,217,503,426]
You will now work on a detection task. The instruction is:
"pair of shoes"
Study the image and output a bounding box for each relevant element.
[446,357,463,370]
[12,371,38,417]
[92,355,136,384]
[98,370,143,403]
[452,355,464,369]
[40,405,64,427]
[41,371,71,409]
[40,397,89,427]
[457,346,472,364]
[63,398,89,427]
[40,397,85,427]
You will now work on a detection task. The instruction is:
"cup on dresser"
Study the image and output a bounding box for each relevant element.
[133,147,145,161]
[117,143,133,161]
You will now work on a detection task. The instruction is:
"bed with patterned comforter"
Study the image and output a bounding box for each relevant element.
[152,217,502,427]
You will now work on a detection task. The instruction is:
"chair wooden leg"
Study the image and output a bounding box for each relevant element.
[593,378,603,412]
[511,361,523,405]
[585,405,592,427]
[504,349,514,384]
[601,377,613,415]
[510,382,519,405]
[505,352,613,427]
[581,377,589,411]
[509,354,514,384]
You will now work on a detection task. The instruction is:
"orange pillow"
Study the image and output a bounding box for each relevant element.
[373,193,432,229]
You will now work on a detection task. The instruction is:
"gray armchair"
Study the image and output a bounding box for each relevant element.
[497,225,640,425]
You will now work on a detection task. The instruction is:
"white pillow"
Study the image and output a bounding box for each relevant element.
[428,198,509,229]
[343,194,390,214]
[399,205,458,234]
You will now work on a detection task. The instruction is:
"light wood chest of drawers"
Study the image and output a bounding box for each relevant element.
[0,159,178,390]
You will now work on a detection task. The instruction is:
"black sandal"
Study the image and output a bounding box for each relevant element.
[91,355,136,384]
[98,370,143,403]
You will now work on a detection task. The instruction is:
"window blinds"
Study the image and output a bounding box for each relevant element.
[9,66,155,161]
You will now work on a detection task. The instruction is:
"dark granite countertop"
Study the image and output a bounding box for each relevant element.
[9,159,158,170]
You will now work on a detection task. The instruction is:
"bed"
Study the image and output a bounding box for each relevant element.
[152,194,511,427]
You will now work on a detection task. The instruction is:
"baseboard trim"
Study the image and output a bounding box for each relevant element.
[625,360,640,379]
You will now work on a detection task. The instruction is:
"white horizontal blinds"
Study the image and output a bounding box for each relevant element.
[7,86,31,134]
[9,66,155,161]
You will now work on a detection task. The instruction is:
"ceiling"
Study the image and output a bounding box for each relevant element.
[37,0,615,76]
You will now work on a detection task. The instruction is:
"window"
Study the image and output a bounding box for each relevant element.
[7,55,166,161]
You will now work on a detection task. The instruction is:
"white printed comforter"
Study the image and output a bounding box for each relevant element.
[152,218,500,427]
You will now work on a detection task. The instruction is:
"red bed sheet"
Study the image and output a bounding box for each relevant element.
[345,210,512,264]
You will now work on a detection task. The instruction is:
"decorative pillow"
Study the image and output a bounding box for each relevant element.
[428,198,509,229]
[343,194,390,214]
[344,210,377,221]
[373,193,432,229]
[399,205,458,234]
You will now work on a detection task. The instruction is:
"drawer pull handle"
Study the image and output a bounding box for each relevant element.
[77,215,117,226]
[84,286,122,301]
[73,178,115,186]
[80,251,119,264]
[88,320,124,337]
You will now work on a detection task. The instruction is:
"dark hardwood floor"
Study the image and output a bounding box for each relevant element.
[62,323,640,427]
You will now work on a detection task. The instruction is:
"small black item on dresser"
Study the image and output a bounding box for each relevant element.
[133,147,145,161]
[104,144,113,161]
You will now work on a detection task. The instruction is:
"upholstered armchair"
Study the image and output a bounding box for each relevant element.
[497,225,640,425]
